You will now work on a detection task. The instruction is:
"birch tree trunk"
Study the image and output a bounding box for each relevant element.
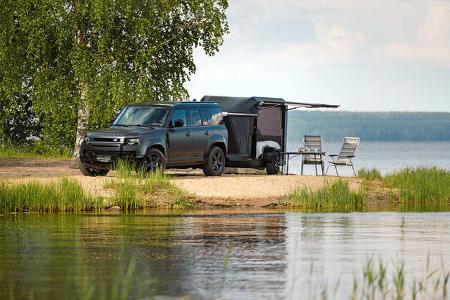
[71,84,90,168]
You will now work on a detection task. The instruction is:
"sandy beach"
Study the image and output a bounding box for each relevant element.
[0,158,365,207]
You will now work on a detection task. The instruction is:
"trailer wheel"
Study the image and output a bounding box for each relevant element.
[202,146,225,176]
[265,151,280,175]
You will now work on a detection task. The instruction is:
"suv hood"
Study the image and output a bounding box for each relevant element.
[88,126,164,137]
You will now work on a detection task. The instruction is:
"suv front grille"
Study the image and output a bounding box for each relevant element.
[83,150,136,158]
[92,137,121,142]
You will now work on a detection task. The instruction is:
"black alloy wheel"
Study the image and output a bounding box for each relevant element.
[203,146,225,176]
[142,148,166,173]
[265,151,280,175]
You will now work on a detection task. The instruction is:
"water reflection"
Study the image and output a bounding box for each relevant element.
[1,211,450,299]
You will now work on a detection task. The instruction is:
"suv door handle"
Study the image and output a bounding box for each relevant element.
[185,132,191,137]
[204,131,209,135]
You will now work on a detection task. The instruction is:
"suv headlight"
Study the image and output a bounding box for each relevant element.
[83,135,91,143]
[125,138,140,145]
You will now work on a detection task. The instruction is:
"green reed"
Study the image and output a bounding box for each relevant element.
[0,178,103,213]
[289,179,366,211]
[348,258,449,300]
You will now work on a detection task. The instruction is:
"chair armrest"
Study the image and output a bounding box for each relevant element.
[329,154,338,157]
[341,155,355,158]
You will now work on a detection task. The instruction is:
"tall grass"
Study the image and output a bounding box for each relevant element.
[107,160,193,210]
[289,180,366,211]
[358,168,382,181]
[384,167,450,204]
[0,178,103,213]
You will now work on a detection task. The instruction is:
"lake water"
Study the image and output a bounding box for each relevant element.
[284,141,450,176]
[1,211,450,299]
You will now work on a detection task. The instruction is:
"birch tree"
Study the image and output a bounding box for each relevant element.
[0,0,229,165]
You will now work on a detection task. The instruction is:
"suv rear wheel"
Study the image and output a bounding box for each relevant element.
[79,163,109,177]
[142,148,166,173]
[202,146,225,176]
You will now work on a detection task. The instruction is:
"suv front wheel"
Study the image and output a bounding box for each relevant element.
[142,148,166,173]
[202,146,225,176]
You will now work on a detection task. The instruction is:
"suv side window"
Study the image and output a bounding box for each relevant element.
[209,107,223,125]
[188,109,202,127]
[170,109,187,127]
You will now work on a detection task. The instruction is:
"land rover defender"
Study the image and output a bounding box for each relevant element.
[79,102,228,176]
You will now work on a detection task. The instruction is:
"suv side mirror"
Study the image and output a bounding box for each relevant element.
[174,119,184,128]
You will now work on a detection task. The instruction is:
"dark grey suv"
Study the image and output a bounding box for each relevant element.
[79,102,228,176]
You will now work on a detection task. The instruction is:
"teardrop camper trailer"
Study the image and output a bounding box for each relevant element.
[201,95,339,174]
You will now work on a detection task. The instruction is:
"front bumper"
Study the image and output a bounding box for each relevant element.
[80,142,142,170]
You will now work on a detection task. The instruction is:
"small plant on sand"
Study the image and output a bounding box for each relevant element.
[289,179,365,211]
[0,178,103,213]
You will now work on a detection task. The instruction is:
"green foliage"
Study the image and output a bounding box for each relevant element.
[358,168,382,181]
[0,0,229,150]
[0,178,103,213]
[288,111,450,142]
[384,168,450,206]
[0,143,71,159]
[289,180,366,211]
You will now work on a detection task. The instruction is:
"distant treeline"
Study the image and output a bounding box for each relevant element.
[288,111,450,142]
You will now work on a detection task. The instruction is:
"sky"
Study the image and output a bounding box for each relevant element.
[185,0,450,111]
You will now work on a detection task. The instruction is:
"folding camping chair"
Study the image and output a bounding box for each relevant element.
[301,135,325,175]
[326,137,360,176]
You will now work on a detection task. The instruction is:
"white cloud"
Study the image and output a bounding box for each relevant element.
[375,2,450,66]
[277,24,365,66]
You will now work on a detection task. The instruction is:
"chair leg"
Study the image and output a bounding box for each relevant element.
[301,161,304,175]
[325,165,330,176]
[321,162,325,176]
[314,163,318,176]
[335,165,339,176]
[351,165,356,176]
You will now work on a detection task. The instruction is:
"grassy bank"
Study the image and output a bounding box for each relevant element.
[106,161,193,210]
[0,143,71,159]
[0,178,103,213]
[289,180,366,211]
[0,161,193,214]
[288,167,450,211]
[359,167,450,210]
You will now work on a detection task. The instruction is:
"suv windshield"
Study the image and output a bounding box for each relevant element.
[113,106,169,127]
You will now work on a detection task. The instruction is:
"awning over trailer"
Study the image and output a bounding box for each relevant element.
[201,95,339,113]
